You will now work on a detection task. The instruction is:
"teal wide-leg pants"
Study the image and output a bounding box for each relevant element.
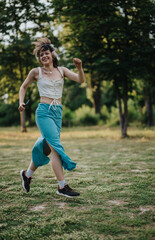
[32,103,77,171]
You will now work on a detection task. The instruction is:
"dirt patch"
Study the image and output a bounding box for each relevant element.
[131,169,149,173]
[54,202,67,209]
[30,204,46,212]
[72,206,89,212]
[108,200,128,206]
[118,183,132,186]
[139,206,154,215]
[76,172,88,175]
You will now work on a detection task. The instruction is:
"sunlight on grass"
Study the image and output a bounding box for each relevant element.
[0,126,155,143]
[0,126,155,240]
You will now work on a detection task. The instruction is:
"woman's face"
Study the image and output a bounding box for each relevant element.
[39,50,53,66]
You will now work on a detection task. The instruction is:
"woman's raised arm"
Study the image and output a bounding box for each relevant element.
[61,58,85,83]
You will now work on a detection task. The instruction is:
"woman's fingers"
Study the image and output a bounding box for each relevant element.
[73,58,82,69]
[18,103,25,112]
[73,58,81,64]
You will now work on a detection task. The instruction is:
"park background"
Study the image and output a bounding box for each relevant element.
[0,0,155,240]
[0,0,155,136]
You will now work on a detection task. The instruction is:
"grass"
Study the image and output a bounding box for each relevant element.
[0,126,155,240]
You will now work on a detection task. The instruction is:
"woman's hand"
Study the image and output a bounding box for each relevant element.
[73,58,82,70]
[18,103,25,112]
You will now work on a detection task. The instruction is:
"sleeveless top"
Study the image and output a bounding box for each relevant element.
[37,67,64,100]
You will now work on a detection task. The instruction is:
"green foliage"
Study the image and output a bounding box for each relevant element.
[62,83,88,111]
[0,0,60,127]
[128,99,141,123]
[108,106,120,127]
[0,102,20,126]
[75,105,100,126]
[101,81,116,110]
[0,0,53,40]
[52,0,155,133]
[62,107,75,127]
[0,0,155,131]
[100,105,110,123]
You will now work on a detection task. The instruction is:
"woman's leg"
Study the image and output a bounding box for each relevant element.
[28,161,37,171]
[20,140,51,193]
[48,145,80,197]
[20,160,37,192]
[46,142,64,181]
[25,161,37,178]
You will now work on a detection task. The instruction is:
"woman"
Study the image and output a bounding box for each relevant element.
[18,37,85,198]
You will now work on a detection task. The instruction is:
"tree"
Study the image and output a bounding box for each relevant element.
[0,0,59,131]
[52,0,155,137]
[52,0,114,114]
[132,0,155,126]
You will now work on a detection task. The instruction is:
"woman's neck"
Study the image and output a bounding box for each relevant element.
[42,64,54,72]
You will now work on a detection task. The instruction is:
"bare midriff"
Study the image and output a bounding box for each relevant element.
[40,96,62,105]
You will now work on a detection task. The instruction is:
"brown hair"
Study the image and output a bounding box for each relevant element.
[33,37,59,67]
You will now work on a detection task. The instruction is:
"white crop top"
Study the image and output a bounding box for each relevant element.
[37,67,64,99]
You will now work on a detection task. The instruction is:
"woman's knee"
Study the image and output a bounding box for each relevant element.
[45,139,60,157]
[43,140,51,156]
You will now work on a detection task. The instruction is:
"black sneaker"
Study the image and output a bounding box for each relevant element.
[56,184,80,198]
[20,170,32,192]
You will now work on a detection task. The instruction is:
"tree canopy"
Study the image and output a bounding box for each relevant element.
[0,0,154,135]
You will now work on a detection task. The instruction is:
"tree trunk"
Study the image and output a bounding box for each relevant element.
[145,95,154,127]
[20,111,27,132]
[117,98,128,137]
[117,95,123,134]
[19,54,27,132]
[120,0,129,137]
[115,79,128,138]
[122,89,128,137]
[91,73,101,114]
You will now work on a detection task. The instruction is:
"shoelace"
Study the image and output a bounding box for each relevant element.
[64,185,73,192]
[48,99,60,111]
[27,178,31,184]
[25,172,31,183]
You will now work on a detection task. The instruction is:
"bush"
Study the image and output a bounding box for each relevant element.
[106,99,145,126]
[75,105,99,126]
[62,107,75,127]
[0,102,20,126]
[140,104,155,125]
[100,105,110,123]
[108,106,120,126]
[128,99,141,123]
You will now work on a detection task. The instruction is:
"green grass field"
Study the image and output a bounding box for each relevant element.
[0,126,155,240]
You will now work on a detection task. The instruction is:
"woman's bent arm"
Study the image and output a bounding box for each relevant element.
[77,67,85,83]
[18,68,37,111]
[61,58,85,83]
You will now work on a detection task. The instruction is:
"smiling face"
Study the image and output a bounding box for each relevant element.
[39,49,53,66]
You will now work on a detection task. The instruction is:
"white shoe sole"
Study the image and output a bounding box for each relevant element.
[20,170,28,192]
[56,191,79,198]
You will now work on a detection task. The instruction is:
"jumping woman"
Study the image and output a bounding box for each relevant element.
[18,37,85,198]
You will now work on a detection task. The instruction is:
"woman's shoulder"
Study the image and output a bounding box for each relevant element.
[60,66,69,76]
[31,67,39,74]
[28,67,39,74]
[60,66,67,71]
[29,68,40,81]
[58,66,65,78]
